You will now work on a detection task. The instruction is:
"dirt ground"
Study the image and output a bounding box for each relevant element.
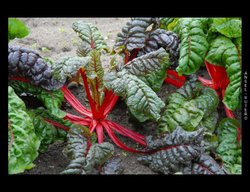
[11,18,241,175]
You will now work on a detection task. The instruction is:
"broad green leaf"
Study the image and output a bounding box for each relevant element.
[8,18,29,41]
[216,118,241,174]
[158,81,219,133]
[139,60,168,92]
[10,81,66,118]
[28,109,67,152]
[212,18,241,38]
[52,56,91,82]
[124,48,169,76]
[205,36,241,110]
[173,18,209,75]
[72,21,108,51]
[8,86,40,174]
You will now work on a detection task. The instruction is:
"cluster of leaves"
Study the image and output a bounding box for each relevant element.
[138,78,241,174]
[138,126,225,174]
[8,19,91,174]
[161,18,241,111]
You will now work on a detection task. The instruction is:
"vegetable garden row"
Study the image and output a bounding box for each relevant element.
[8,17,242,174]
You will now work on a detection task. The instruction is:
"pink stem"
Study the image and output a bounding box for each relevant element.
[44,118,70,131]
[96,123,104,143]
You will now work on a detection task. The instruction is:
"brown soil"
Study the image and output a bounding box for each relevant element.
[11,18,241,175]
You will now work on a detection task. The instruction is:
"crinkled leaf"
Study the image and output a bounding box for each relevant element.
[8,18,29,41]
[52,56,90,82]
[137,29,180,67]
[84,142,114,173]
[124,48,169,76]
[191,154,225,174]
[139,61,168,92]
[72,21,108,51]
[105,70,165,122]
[62,125,113,174]
[212,18,241,38]
[61,125,89,174]
[8,86,40,174]
[216,118,241,174]
[138,127,204,174]
[100,156,124,174]
[158,80,219,133]
[115,18,159,52]
[8,46,65,90]
[27,109,67,152]
[205,36,241,110]
[173,18,209,75]
[10,80,66,118]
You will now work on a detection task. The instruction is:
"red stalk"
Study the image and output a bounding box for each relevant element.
[96,123,104,143]
[9,76,31,83]
[107,121,146,146]
[89,119,98,133]
[64,113,92,122]
[167,69,186,81]
[79,68,99,117]
[164,77,184,88]
[103,95,119,116]
[44,118,70,131]
[107,120,145,140]
[101,120,146,153]
[62,86,92,117]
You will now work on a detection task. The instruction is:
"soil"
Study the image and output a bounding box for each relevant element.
[11,18,242,175]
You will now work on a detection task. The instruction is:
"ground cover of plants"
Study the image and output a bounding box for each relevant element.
[8,18,242,174]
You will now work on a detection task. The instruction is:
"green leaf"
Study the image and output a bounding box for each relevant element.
[10,81,66,118]
[212,18,241,38]
[124,48,169,76]
[62,126,114,174]
[52,56,91,82]
[72,21,108,51]
[205,36,241,110]
[158,80,219,133]
[216,118,241,174]
[8,18,29,41]
[139,60,168,92]
[27,110,67,152]
[8,86,40,174]
[173,18,209,75]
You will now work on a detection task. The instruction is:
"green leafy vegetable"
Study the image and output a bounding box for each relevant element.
[72,21,108,51]
[8,18,29,41]
[158,79,219,133]
[216,118,241,174]
[205,36,241,110]
[62,126,114,174]
[212,18,241,38]
[104,48,168,122]
[173,18,209,75]
[8,86,40,174]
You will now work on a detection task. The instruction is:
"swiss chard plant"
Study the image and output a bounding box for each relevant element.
[114,17,186,90]
[161,18,242,114]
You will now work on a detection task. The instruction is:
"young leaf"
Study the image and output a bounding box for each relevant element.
[205,36,241,110]
[8,18,29,41]
[8,86,40,174]
[173,18,209,75]
[216,118,241,174]
[72,21,108,51]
